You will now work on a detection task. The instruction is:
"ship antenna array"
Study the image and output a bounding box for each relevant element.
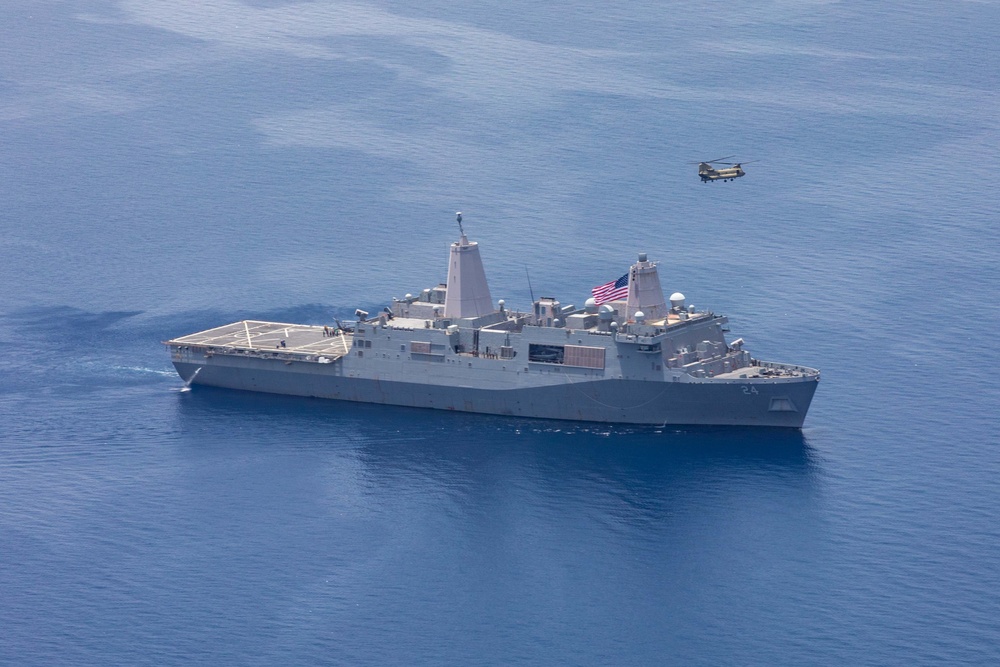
[456,211,465,238]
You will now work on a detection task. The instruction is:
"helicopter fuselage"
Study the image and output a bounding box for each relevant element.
[699,165,745,182]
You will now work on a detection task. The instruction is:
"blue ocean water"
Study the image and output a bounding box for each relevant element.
[2,1,999,664]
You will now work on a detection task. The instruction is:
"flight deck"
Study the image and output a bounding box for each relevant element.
[166,320,353,361]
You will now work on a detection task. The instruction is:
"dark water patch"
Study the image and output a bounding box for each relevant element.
[3,306,143,341]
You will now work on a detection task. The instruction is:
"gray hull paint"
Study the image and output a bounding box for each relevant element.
[165,232,820,428]
[173,358,818,428]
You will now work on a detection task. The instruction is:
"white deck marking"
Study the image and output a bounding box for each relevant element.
[167,320,356,359]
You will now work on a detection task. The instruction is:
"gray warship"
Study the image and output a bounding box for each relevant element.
[166,214,819,427]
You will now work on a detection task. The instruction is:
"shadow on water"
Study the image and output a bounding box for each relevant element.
[174,385,820,513]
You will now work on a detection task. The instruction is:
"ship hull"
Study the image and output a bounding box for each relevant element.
[173,358,818,428]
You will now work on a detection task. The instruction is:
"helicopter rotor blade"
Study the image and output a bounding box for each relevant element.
[689,155,737,165]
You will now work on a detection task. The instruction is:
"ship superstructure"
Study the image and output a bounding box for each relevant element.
[166,215,819,427]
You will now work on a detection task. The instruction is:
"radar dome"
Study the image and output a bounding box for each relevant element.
[634,310,645,324]
[598,304,615,320]
[670,292,686,309]
[585,297,598,314]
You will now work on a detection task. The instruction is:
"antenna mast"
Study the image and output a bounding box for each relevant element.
[456,211,465,238]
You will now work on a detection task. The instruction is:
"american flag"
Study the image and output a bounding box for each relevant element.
[592,273,629,305]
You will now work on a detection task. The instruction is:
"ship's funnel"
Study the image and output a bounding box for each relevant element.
[443,232,494,319]
[626,253,668,321]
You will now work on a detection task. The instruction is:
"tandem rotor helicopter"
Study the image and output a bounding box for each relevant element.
[694,156,757,182]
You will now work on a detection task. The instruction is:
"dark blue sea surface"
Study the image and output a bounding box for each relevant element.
[2,1,999,664]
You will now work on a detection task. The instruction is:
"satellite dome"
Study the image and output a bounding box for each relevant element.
[598,304,615,320]
[585,297,598,314]
[634,310,646,324]
[670,292,686,309]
